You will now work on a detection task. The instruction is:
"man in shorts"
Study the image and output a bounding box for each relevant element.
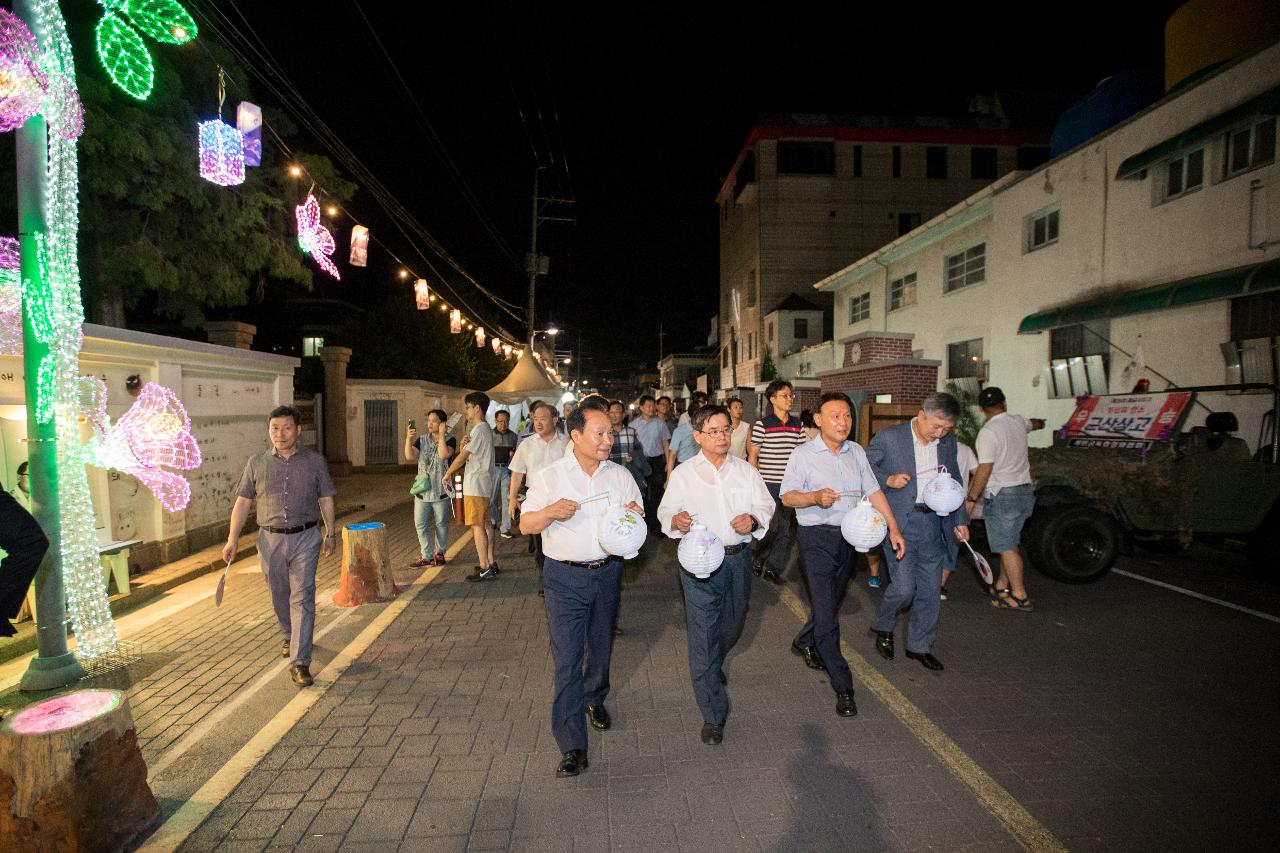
[445,391,499,581]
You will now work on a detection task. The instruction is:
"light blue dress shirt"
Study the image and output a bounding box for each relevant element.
[779,436,881,527]
[668,422,699,464]
[630,415,670,458]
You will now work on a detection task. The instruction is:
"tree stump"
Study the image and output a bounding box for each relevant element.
[0,689,158,852]
[333,522,399,606]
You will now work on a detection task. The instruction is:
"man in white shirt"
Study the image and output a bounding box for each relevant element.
[967,387,1044,612]
[509,400,569,596]
[658,405,774,745]
[520,399,644,778]
[444,392,498,582]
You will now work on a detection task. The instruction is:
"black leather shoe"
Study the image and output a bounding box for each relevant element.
[556,749,588,777]
[791,641,825,671]
[874,631,894,661]
[281,639,291,658]
[752,560,765,577]
[290,664,313,687]
[700,722,724,745]
[760,568,783,584]
[906,650,944,671]
[835,690,857,717]
[586,705,611,731]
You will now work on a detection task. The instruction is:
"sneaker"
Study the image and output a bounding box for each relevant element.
[466,564,499,582]
[489,562,501,575]
[410,556,431,568]
[429,552,446,566]
[867,576,882,589]
[499,530,514,539]
[939,585,949,601]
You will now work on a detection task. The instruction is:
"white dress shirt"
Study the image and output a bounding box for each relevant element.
[912,430,940,503]
[509,431,569,480]
[522,454,643,563]
[657,452,775,546]
[975,412,1033,496]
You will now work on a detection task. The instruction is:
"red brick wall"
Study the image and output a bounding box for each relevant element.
[843,336,913,367]
[793,385,822,414]
[821,363,938,407]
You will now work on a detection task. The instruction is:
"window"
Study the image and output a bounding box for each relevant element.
[767,321,773,343]
[1228,292,1280,384]
[926,146,948,179]
[897,212,921,236]
[748,332,754,360]
[888,273,917,311]
[848,291,871,323]
[1223,118,1275,178]
[971,147,998,179]
[1048,321,1109,398]
[944,243,986,292]
[302,336,324,357]
[777,140,835,175]
[891,145,902,178]
[947,338,984,379]
[853,145,863,177]
[1017,146,1051,170]
[794,318,809,339]
[1026,209,1060,251]
[1163,148,1204,200]
[721,346,729,368]
[745,269,757,307]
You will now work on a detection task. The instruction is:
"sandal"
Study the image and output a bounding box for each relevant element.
[990,588,1034,611]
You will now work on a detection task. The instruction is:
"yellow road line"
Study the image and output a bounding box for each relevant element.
[137,529,472,853]
[776,585,1069,853]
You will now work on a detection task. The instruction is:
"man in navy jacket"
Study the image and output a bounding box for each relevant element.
[866,392,970,671]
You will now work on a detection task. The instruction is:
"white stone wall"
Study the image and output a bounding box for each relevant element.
[345,379,471,468]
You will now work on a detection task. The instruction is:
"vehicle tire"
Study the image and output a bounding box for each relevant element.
[1246,503,1280,572]
[1028,505,1120,584]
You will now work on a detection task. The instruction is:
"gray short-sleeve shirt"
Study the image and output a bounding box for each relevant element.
[236,446,337,528]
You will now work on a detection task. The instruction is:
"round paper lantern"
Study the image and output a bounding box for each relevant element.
[678,524,725,578]
[597,504,647,559]
[841,498,887,553]
[922,465,965,516]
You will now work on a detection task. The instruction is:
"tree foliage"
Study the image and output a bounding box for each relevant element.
[760,345,777,382]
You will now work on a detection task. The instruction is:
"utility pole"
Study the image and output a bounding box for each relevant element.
[15,0,83,690]
[658,323,668,361]
[525,166,574,346]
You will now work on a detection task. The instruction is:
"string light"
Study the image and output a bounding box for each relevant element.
[295,192,339,279]
[491,337,500,354]
[398,268,409,279]
[197,118,244,186]
[92,0,195,101]
[0,8,48,132]
[326,204,337,216]
[0,236,20,355]
[288,164,302,177]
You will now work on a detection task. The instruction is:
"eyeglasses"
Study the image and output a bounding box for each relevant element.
[698,427,732,438]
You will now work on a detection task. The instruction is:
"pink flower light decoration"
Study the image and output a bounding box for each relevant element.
[43,72,83,140]
[0,9,48,134]
[295,192,340,280]
[0,236,20,356]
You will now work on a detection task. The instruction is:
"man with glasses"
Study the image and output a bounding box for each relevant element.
[749,380,806,584]
[659,405,774,744]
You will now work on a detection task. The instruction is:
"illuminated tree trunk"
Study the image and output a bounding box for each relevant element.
[333,523,398,606]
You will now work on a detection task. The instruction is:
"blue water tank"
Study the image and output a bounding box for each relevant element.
[1049,70,1164,157]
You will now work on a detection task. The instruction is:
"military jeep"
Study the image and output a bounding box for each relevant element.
[1023,383,1280,583]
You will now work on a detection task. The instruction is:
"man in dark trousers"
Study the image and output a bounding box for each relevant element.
[0,485,47,637]
[867,392,970,672]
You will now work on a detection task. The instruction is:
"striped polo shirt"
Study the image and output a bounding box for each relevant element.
[750,413,806,485]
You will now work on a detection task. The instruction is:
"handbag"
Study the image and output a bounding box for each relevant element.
[410,472,430,496]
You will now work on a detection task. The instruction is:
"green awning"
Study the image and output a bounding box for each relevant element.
[1018,261,1280,334]
[1115,85,1280,180]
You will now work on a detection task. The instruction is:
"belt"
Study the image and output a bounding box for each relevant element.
[558,557,616,570]
[912,504,932,513]
[724,542,751,555]
[261,520,318,534]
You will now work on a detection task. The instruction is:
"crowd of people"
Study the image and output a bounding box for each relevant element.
[208,383,1041,777]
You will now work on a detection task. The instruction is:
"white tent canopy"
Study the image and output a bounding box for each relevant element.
[486,352,564,406]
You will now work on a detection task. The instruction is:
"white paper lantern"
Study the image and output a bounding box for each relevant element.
[922,465,965,516]
[841,497,888,553]
[597,504,647,559]
[678,524,726,578]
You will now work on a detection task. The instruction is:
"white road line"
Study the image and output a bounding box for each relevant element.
[1114,568,1280,624]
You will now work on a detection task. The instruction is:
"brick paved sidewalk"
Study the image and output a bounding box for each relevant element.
[179,531,1029,852]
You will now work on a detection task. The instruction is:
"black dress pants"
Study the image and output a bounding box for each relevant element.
[0,491,48,620]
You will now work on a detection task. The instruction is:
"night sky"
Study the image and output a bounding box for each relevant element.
[199,1,1183,385]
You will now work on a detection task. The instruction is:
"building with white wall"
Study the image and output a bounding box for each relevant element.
[1,324,298,569]
[717,114,1048,394]
[816,40,1280,449]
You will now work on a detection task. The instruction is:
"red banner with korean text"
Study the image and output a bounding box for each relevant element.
[1064,392,1193,442]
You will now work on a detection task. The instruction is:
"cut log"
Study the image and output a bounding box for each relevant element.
[333,522,399,606]
[0,689,158,851]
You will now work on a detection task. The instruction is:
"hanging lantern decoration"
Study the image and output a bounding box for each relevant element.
[349,224,369,267]
[840,497,887,553]
[502,344,512,358]
[475,327,485,348]
[0,8,49,133]
[295,192,340,279]
[93,0,198,101]
[197,119,245,186]
[597,503,647,559]
[921,465,965,516]
[450,309,462,334]
[236,100,261,166]
[413,278,430,310]
[678,524,726,577]
[491,337,501,354]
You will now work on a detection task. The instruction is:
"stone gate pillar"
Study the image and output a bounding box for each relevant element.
[319,346,353,476]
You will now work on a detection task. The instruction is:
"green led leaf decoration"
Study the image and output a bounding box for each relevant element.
[125,0,198,45]
[96,14,155,100]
